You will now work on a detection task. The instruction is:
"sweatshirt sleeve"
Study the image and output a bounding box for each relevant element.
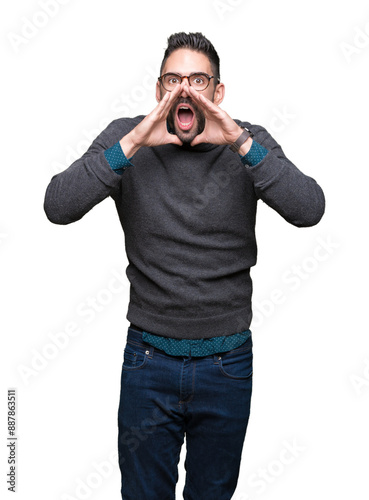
[239,122,325,227]
[239,139,269,167]
[44,120,133,225]
[104,141,134,175]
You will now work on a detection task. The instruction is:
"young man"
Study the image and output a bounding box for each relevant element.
[44,32,325,500]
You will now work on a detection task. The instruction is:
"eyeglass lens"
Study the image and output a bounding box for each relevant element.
[162,73,210,91]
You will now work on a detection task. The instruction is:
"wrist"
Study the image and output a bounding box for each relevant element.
[228,124,245,145]
[239,140,269,167]
[229,126,254,153]
[120,130,140,158]
[239,137,253,156]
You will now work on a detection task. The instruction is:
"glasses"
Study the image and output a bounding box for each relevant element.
[158,72,220,92]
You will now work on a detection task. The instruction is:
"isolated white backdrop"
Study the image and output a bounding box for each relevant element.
[1,0,368,498]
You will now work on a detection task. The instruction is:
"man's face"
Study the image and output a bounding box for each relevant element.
[156,48,224,145]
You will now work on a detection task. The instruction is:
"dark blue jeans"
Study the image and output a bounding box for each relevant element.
[117,326,253,500]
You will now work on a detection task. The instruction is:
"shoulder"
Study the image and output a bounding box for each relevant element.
[91,115,146,149]
[103,115,146,141]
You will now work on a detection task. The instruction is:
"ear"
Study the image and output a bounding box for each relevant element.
[213,82,225,106]
[156,81,162,103]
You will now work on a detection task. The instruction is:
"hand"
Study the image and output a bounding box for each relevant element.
[120,85,183,156]
[185,84,242,147]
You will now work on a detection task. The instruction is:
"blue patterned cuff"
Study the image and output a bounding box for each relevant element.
[240,140,268,167]
[103,141,133,175]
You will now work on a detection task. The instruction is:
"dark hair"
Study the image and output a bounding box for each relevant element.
[160,32,220,81]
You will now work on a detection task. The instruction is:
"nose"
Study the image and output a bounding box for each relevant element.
[179,79,190,98]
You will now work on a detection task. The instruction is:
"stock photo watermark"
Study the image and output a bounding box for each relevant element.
[0,230,8,246]
[242,438,306,498]
[61,450,119,500]
[234,234,340,333]
[50,58,294,176]
[7,0,72,54]
[190,157,244,211]
[339,18,369,63]
[51,64,160,175]
[213,0,248,21]
[61,395,172,499]
[349,358,369,396]
[268,106,296,135]
[252,234,340,328]
[16,266,130,386]
[6,389,18,493]
[190,106,296,212]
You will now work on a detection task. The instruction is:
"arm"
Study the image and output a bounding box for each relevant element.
[44,85,183,225]
[238,122,325,227]
[43,119,132,225]
[187,85,325,228]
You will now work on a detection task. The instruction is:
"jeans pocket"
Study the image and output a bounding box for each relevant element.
[217,344,253,380]
[122,342,149,371]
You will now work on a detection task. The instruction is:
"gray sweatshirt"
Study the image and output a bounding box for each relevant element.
[44,116,325,339]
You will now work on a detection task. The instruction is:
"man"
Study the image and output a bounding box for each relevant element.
[44,32,325,500]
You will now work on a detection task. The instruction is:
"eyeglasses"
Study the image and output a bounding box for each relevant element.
[158,72,220,92]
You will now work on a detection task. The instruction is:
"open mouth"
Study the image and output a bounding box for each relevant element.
[176,104,195,131]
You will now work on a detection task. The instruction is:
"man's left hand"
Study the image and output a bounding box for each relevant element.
[186,84,249,150]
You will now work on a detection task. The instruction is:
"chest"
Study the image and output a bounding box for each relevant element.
[116,145,257,238]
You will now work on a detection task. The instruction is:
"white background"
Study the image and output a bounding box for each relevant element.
[1,0,368,498]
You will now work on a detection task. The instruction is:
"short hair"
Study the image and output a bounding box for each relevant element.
[160,32,220,81]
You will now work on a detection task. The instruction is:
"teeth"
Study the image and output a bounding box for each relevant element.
[178,106,193,128]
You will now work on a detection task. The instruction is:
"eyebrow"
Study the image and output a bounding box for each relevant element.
[165,71,208,76]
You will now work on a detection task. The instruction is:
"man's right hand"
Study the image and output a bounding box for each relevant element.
[119,84,183,158]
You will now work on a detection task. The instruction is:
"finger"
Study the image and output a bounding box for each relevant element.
[167,133,183,147]
[190,136,203,147]
[190,132,207,147]
[147,90,171,124]
[155,89,171,114]
[187,85,208,106]
[185,85,204,107]
[155,86,176,114]
[188,86,221,115]
[158,84,182,118]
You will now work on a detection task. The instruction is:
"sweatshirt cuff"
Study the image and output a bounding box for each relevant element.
[103,141,134,175]
[239,140,268,167]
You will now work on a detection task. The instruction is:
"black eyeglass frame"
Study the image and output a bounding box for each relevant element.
[158,72,221,92]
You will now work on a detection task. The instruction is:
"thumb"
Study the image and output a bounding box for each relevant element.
[190,133,206,147]
[167,133,183,147]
